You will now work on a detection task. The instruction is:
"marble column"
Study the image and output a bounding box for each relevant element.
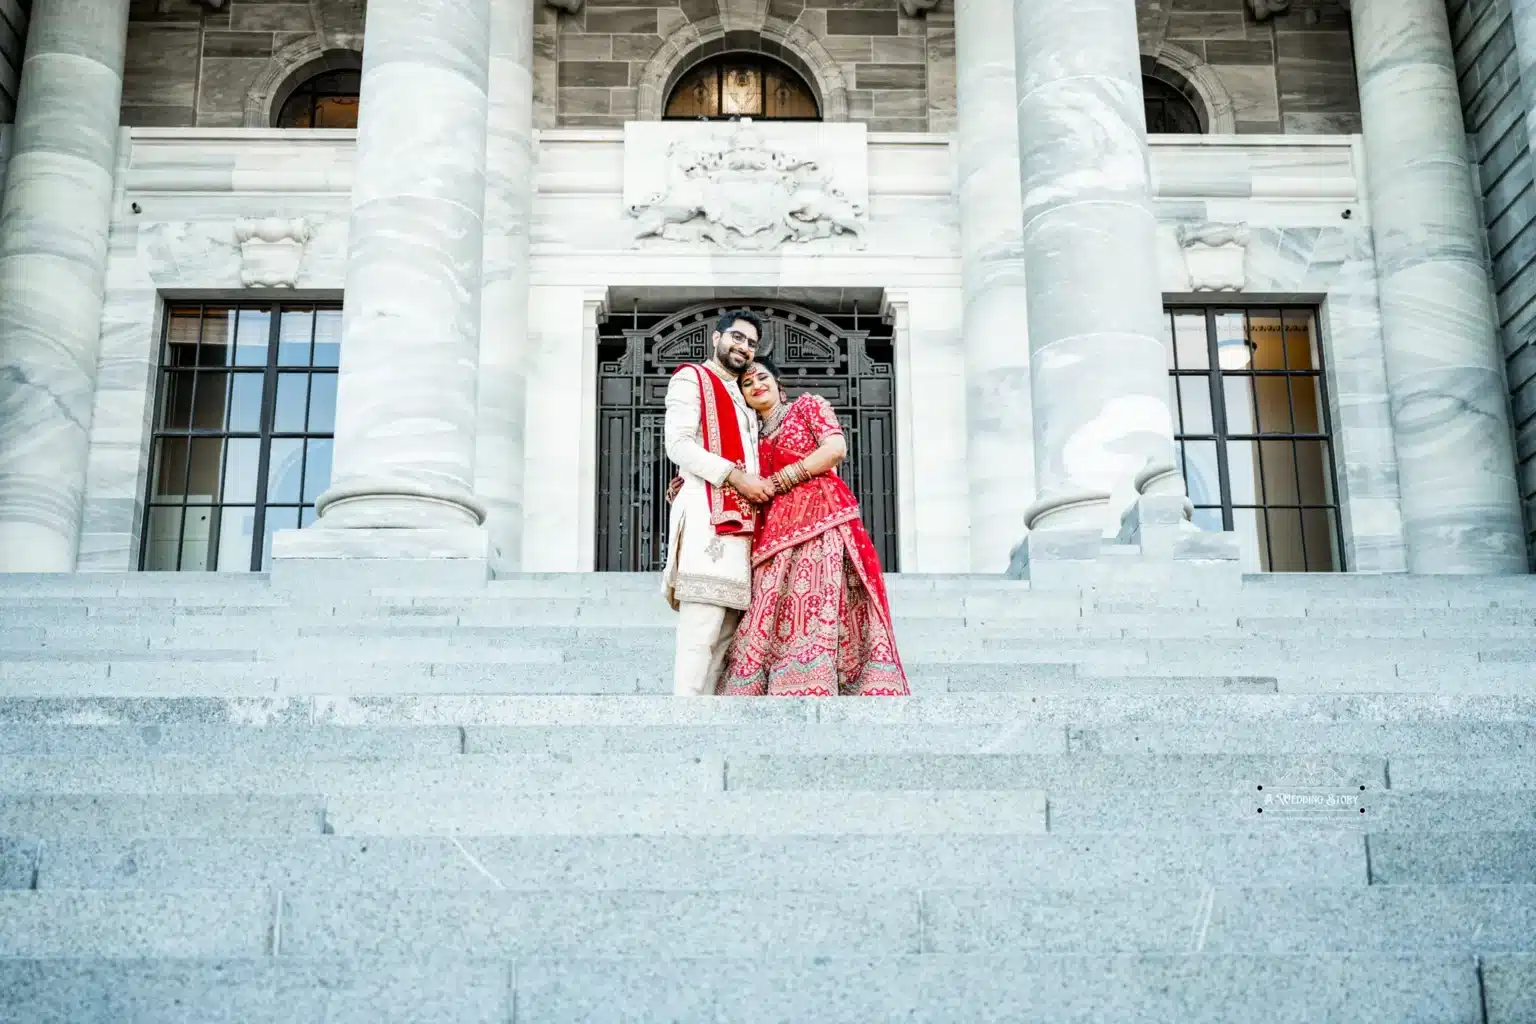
[0,0,129,571]
[1012,0,1176,535]
[474,0,537,573]
[314,0,492,535]
[1353,0,1526,573]
[955,0,1034,572]
[1512,0,1536,145]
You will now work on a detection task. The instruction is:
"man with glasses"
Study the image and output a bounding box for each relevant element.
[662,310,774,696]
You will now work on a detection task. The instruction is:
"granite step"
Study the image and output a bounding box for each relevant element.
[0,952,1500,1024]
[24,831,1368,891]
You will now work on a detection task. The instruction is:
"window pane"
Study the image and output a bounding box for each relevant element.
[1172,312,1208,370]
[1159,312,1176,369]
[261,507,300,570]
[1177,376,1214,435]
[215,506,256,573]
[1213,312,1249,371]
[1284,310,1319,371]
[233,309,271,367]
[302,438,333,503]
[1179,440,1222,506]
[1248,314,1286,370]
[278,309,314,366]
[165,309,204,367]
[1302,508,1341,571]
[313,310,342,367]
[1291,374,1325,434]
[222,437,261,504]
[1260,439,1301,505]
[313,95,359,129]
[1226,440,1261,504]
[720,65,762,116]
[143,506,186,571]
[1254,375,1293,434]
[198,309,234,367]
[1222,375,1256,434]
[273,373,310,433]
[267,438,305,504]
[186,437,224,502]
[225,372,264,433]
[1265,508,1306,572]
[666,65,719,119]
[764,69,817,119]
[307,373,337,433]
[177,504,216,571]
[150,437,190,499]
[1295,440,1335,506]
[300,506,319,528]
[158,371,196,431]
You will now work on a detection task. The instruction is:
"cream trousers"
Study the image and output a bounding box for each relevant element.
[673,601,741,696]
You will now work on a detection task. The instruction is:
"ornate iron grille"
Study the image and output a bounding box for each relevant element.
[596,302,899,573]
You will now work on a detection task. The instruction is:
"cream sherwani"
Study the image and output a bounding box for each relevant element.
[663,361,760,696]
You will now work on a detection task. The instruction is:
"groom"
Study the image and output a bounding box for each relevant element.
[662,310,774,697]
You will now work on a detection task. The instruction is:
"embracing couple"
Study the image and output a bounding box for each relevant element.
[662,309,909,698]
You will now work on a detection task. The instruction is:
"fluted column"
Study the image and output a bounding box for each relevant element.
[314,0,492,533]
[474,0,537,573]
[1353,0,1526,573]
[0,0,129,571]
[1013,0,1176,535]
[955,0,1033,572]
[1512,0,1536,144]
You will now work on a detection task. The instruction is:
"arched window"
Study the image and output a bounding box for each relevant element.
[1144,75,1204,134]
[665,54,819,121]
[275,68,361,129]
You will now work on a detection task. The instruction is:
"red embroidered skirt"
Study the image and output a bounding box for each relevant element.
[718,519,908,697]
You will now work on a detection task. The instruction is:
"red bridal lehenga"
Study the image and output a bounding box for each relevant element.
[718,393,909,697]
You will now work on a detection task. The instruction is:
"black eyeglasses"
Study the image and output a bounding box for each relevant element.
[723,329,758,347]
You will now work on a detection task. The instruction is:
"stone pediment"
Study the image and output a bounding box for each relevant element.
[623,120,870,252]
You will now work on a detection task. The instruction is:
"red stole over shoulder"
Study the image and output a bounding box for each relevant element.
[679,364,757,536]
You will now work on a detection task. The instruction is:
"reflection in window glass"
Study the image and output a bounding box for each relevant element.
[142,302,340,572]
[275,69,361,129]
[1165,306,1343,572]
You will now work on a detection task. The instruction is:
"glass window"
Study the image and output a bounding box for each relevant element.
[142,303,341,573]
[1166,306,1344,572]
[275,69,361,129]
[665,54,819,121]
[1144,76,1204,134]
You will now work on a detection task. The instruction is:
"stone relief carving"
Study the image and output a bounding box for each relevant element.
[545,0,583,11]
[1177,222,1251,292]
[628,121,867,251]
[235,217,313,288]
[898,0,941,15]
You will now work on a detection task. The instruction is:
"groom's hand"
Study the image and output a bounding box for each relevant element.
[727,470,775,504]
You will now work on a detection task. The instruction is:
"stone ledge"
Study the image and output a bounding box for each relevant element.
[270,528,490,589]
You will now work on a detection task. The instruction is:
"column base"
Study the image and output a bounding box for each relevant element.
[269,526,490,589]
[1008,494,1242,592]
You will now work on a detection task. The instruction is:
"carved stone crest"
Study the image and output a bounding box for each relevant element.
[235,217,313,288]
[627,120,867,251]
[1177,222,1250,292]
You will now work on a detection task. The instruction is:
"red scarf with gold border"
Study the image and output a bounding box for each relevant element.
[679,364,756,536]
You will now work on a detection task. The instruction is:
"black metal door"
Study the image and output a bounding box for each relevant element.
[596,302,898,572]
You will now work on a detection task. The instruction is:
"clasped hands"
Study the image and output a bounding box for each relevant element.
[725,468,776,505]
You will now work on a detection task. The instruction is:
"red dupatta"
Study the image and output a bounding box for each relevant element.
[679,364,756,536]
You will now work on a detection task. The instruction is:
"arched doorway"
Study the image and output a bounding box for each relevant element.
[596,302,898,573]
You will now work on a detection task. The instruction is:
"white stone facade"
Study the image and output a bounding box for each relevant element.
[0,0,1522,577]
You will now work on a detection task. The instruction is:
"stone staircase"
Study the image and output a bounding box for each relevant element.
[0,570,1533,1022]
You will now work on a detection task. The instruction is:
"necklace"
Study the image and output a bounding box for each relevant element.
[762,402,788,439]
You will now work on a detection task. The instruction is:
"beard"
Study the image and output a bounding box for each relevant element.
[716,343,751,371]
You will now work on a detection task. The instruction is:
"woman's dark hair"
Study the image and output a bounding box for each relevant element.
[715,308,764,342]
[748,355,789,401]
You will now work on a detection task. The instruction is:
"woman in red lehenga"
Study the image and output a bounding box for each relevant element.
[718,358,908,697]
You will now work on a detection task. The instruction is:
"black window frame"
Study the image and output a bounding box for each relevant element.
[274,68,361,129]
[1166,304,1347,572]
[140,301,342,573]
[1144,75,1204,135]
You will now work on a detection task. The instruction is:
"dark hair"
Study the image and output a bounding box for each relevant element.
[748,355,782,380]
[715,309,763,344]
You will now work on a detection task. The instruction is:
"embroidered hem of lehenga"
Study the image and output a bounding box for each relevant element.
[718,521,908,697]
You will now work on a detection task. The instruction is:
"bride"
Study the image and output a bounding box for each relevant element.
[717,357,908,697]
